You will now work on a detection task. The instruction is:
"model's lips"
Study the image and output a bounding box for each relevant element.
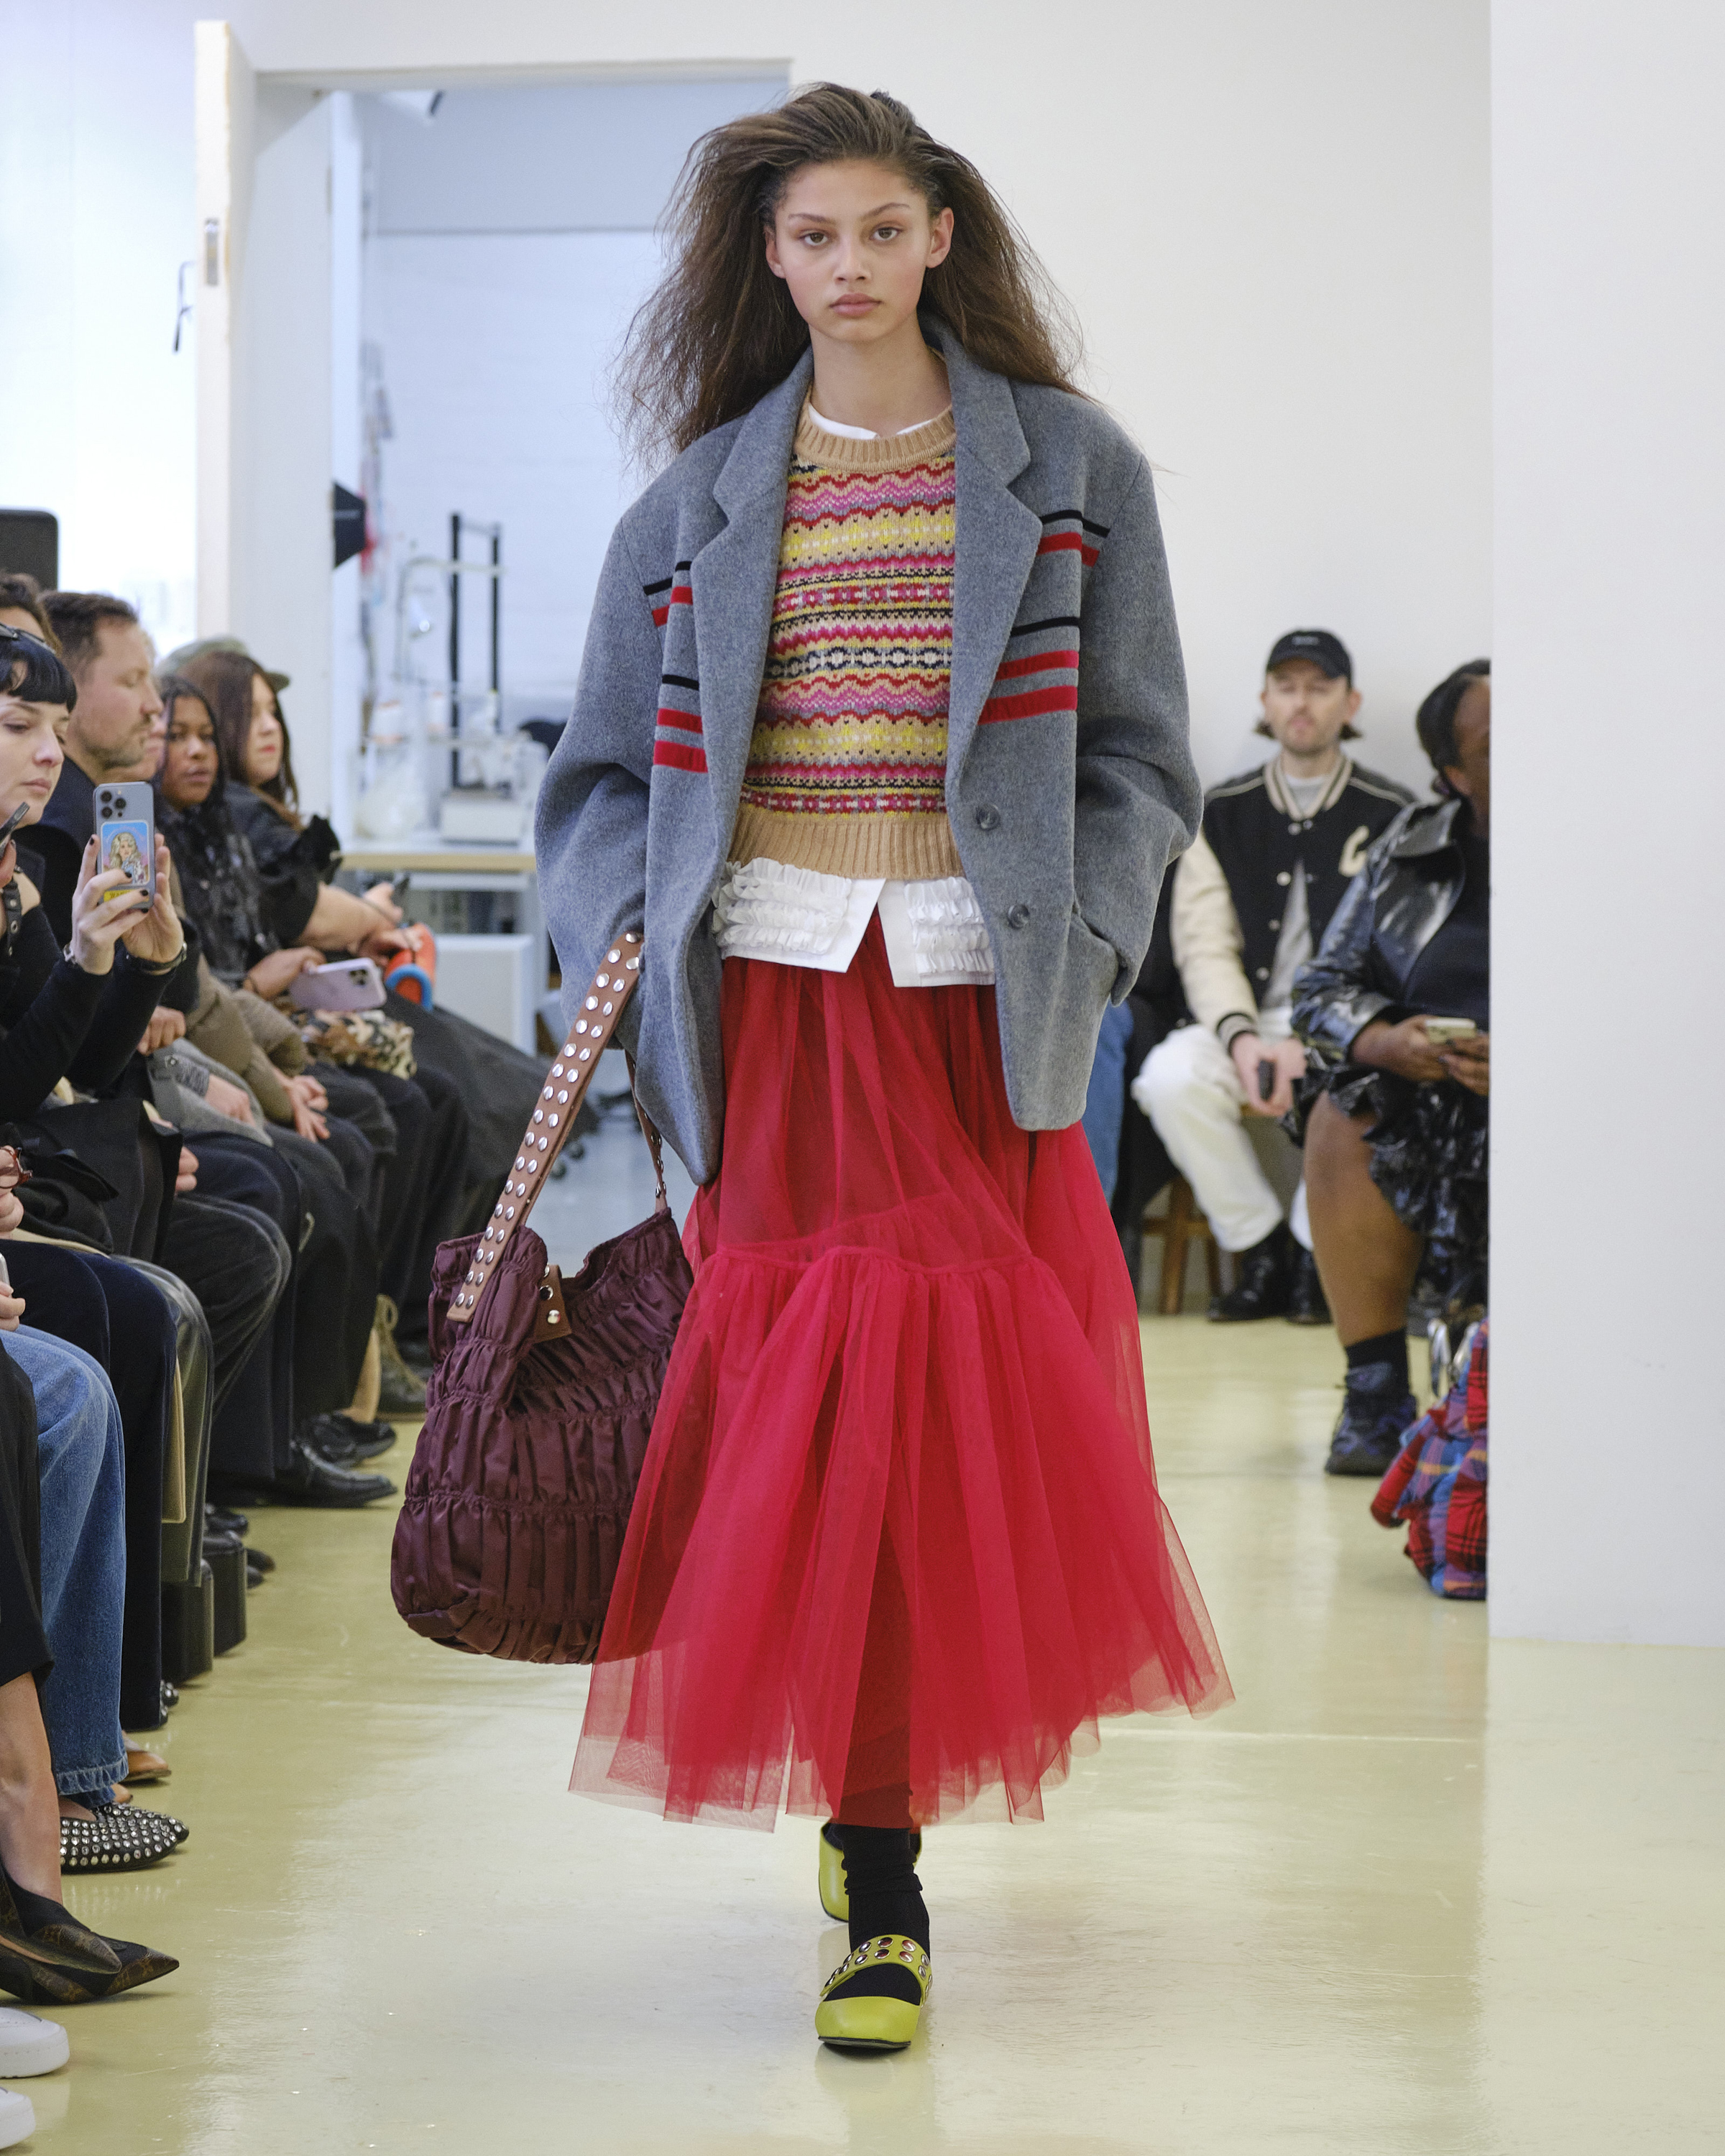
[831,297,878,315]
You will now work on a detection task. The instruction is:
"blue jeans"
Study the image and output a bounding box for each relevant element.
[2,1328,128,1798]
[1081,1001,1136,1204]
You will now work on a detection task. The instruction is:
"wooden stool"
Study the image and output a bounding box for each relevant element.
[1141,1175,1223,1316]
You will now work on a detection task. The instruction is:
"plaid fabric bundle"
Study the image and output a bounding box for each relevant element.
[1371,1322,1489,1599]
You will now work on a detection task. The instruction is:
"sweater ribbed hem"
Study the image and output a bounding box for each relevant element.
[727,804,964,882]
[793,405,957,472]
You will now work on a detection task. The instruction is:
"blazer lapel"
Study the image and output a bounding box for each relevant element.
[691,354,813,826]
[933,327,1042,780]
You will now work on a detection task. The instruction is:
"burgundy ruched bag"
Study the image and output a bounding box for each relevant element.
[390,933,692,1662]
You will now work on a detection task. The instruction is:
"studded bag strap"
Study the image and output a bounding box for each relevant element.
[446,929,643,1322]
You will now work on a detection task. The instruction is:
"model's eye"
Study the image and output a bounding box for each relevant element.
[799,229,831,247]
[871,225,903,242]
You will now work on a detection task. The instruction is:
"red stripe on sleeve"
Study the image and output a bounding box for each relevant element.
[978,684,1080,724]
[1034,533,1099,566]
[653,740,709,773]
[992,648,1079,683]
[656,709,703,734]
[650,607,670,627]
[668,587,693,608]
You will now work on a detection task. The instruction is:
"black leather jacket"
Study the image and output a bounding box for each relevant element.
[1293,798,1476,1063]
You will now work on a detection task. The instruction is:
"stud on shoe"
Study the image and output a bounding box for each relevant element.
[818,1822,923,1924]
[59,1800,184,1874]
[815,1935,932,2053]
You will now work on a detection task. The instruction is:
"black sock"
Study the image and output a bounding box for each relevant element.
[1346,1330,1409,1386]
[826,1824,927,2009]
[835,1824,929,1953]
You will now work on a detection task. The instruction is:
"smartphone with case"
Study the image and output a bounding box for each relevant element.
[92,780,156,903]
[289,957,387,1014]
[1423,1017,1478,1045]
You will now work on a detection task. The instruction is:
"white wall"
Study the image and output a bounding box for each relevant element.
[0,0,198,648]
[1491,0,1725,1646]
[1,0,1489,803]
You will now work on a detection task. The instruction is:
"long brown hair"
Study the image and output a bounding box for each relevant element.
[617,83,1082,463]
[174,647,303,826]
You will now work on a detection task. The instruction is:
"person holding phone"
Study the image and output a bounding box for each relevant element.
[1290,658,1492,1475]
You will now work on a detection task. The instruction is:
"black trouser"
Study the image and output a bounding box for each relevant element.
[268,1126,380,1421]
[6,1242,181,1730]
[330,1064,469,1346]
[0,1342,48,1691]
[162,1146,295,1485]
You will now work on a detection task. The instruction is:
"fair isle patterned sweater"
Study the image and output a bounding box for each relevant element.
[727,405,965,883]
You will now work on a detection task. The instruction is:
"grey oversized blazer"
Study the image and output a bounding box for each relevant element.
[536,323,1200,1185]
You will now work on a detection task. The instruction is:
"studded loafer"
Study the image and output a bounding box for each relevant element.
[59,1801,185,1874]
[815,1934,932,2053]
[818,1824,923,1923]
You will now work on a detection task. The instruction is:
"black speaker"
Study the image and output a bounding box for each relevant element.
[0,510,58,588]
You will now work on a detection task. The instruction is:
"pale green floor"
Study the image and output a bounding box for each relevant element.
[11,1321,1721,2155]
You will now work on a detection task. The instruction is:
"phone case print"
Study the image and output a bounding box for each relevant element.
[99,821,151,886]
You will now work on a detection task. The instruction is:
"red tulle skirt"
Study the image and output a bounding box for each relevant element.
[571,921,1230,1827]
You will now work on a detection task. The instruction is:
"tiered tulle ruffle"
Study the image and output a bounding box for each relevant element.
[571,921,1230,1826]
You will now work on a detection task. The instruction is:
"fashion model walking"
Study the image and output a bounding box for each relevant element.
[537,83,1231,2052]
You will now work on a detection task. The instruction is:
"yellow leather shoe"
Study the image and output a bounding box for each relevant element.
[814,1935,932,2053]
[818,1825,924,1922]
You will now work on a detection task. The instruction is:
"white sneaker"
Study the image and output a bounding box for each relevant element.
[0,2088,36,2149]
[0,2001,69,2075]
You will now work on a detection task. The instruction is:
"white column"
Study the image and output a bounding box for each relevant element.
[1491,0,1725,1644]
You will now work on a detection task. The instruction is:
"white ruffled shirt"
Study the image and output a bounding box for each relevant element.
[712,859,995,987]
[710,399,993,990]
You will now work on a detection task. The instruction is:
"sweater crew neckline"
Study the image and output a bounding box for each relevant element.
[794,402,956,471]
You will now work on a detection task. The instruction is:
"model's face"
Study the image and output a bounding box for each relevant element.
[764,159,952,352]
[68,618,163,775]
[1259,659,1360,757]
[162,693,219,808]
[245,670,285,785]
[1443,679,1491,826]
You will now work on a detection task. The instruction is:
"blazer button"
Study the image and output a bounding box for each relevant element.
[1276,871,1292,887]
[1256,967,1269,980]
[1006,903,1031,931]
[975,803,1002,831]
[1269,918,1281,931]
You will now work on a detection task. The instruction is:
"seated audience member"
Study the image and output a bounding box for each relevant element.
[149,678,396,1460]
[157,658,469,1377]
[0,619,235,1733]
[0,1341,175,2001]
[1133,630,1412,1322]
[1291,658,1491,1476]
[177,640,553,1345]
[27,593,389,1506]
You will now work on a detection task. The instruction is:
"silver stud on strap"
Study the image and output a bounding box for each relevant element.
[608,948,622,962]
[585,996,599,1010]
[578,1048,591,1061]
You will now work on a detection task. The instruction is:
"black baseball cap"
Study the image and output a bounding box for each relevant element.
[1266,628,1352,683]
